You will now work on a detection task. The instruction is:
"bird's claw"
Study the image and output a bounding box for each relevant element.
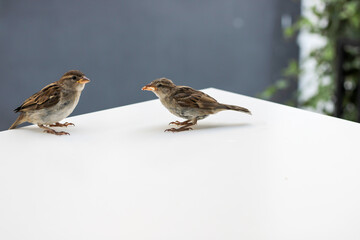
[49,122,75,127]
[168,120,191,126]
[164,127,193,132]
[169,121,181,125]
[43,129,70,136]
[63,122,75,127]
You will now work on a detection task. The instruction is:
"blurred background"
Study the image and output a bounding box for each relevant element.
[3,0,359,131]
[0,0,300,131]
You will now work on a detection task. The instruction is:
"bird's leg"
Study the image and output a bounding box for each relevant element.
[169,120,191,126]
[165,119,197,132]
[38,124,70,136]
[48,122,75,127]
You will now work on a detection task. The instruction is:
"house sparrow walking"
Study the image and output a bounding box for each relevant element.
[9,70,90,135]
[142,78,251,132]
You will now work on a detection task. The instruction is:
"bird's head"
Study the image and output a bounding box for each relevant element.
[142,78,176,98]
[59,70,90,91]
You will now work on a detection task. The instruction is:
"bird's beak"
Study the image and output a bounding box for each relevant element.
[142,85,156,91]
[78,76,90,84]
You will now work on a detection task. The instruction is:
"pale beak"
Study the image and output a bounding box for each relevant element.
[142,85,156,91]
[77,76,90,84]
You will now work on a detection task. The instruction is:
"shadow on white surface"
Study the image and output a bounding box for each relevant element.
[8,124,77,136]
[194,122,252,131]
[9,126,42,134]
[135,122,252,134]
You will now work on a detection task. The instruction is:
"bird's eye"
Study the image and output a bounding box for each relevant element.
[157,84,163,87]
[72,76,77,80]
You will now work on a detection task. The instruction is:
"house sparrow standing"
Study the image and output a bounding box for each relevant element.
[142,78,251,132]
[9,70,90,135]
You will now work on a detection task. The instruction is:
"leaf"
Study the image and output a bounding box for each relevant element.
[283,60,300,77]
[262,0,360,121]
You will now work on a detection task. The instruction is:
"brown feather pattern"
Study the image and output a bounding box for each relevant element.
[172,87,218,109]
[14,83,61,112]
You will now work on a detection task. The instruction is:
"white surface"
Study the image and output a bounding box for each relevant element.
[1,88,360,240]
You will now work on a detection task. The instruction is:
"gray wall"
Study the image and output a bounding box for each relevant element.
[0,0,299,131]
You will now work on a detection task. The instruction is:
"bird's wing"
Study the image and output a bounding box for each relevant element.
[172,86,219,109]
[14,83,62,112]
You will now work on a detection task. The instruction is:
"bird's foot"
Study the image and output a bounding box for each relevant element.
[38,124,70,136]
[43,129,70,136]
[49,122,75,127]
[165,126,193,132]
[168,120,191,126]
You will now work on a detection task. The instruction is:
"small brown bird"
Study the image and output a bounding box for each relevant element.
[9,70,90,135]
[142,78,251,132]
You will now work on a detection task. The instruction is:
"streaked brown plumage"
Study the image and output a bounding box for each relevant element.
[142,78,251,132]
[9,70,90,135]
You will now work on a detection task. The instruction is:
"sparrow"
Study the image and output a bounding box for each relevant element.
[9,70,90,135]
[142,78,251,132]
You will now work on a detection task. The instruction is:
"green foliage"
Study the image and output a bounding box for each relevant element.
[259,59,300,107]
[262,0,360,121]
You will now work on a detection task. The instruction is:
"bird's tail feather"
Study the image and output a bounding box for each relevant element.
[219,104,252,115]
[9,113,26,129]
